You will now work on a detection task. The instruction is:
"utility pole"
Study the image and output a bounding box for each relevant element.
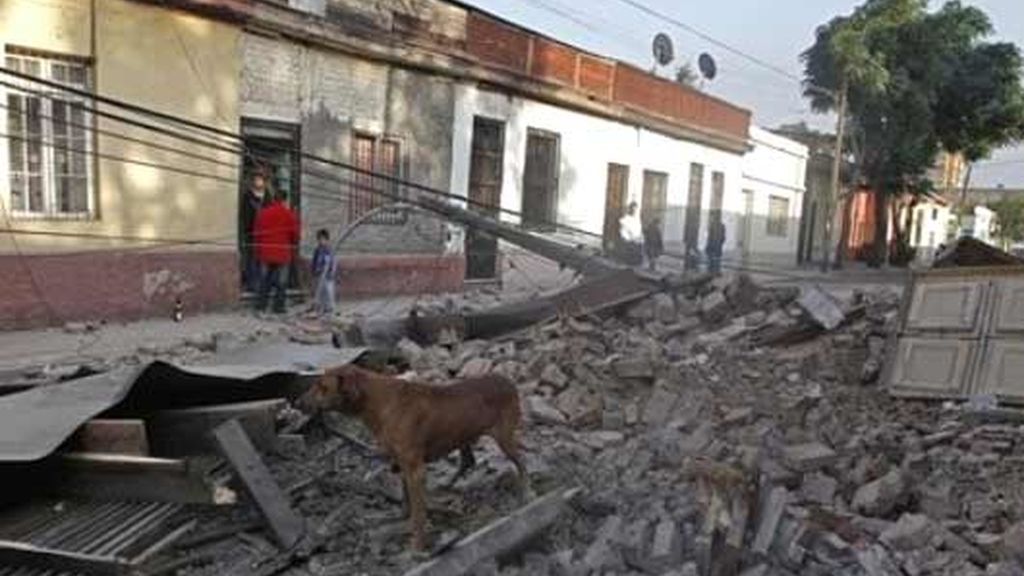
[822,80,848,273]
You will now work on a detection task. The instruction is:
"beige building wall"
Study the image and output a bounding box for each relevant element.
[0,0,240,254]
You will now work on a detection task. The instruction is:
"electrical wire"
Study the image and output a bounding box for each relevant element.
[0,66,605,241]
[606,0,835,97]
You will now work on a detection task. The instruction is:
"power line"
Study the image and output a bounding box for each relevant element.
[606,0,835,98]
[0,67,604,241]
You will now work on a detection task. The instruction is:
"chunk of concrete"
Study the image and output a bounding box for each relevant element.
[800,472,838,506]
[403,487,582,576]
[701,291,730,323]
[855,544,902,576]
[525,396,566,426]
[459,358,494,379]
[539,363,569,390]
[880,513,935,551]
[613,357,655,381]
[1000,521,1024,561]
[642,387,679,427]
[852,469,907,517]
[797,285,845,330]
[646,519,683,571]
[752,486,790,554]
[583,515,625,572]
[782,442,838,473]
[555,388,603,428]
[652,293,677,324]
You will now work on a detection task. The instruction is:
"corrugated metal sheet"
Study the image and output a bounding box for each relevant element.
[888,266,1024,403]
[0,344,366,463]
[0,499,186,575]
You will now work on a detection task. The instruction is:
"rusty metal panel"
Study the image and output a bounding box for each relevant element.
[974,340,1024,401]
[992,277,1024,335]
[904,278,986,333]
[888,337,977,399]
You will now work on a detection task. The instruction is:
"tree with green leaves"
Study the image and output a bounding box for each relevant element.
[803,0,1024,266]
[675,63,699,88]
[990,197,1024,248]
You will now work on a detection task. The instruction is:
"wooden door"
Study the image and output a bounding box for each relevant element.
[641,170,668,228]
[466,117,505,280]
[522,130,560,230]
[603,164,629,251]
[683,163,705,269]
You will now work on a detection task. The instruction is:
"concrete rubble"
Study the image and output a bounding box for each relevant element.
[11,274,1024,576]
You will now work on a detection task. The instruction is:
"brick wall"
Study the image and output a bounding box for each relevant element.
[0,250,239,331]
[463,12,750,142]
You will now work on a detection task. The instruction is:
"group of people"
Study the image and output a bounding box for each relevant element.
[616,201,726,275]
[241,171,337,317]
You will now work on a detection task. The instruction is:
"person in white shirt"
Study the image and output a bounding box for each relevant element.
[618,201,643,265]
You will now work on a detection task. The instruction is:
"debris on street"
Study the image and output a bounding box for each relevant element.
[4,272,1024,576]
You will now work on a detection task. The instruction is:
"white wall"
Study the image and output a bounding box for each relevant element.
[962,206,996,245]
[449,84,745,256]
[739,127,808,263]
[909,201,952,262]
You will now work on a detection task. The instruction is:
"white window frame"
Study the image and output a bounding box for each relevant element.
[2,48,95,220]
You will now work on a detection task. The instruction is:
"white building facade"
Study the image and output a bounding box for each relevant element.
[962,205,996,246]
[739,127,809,266]
[449,84,751,276]
[908,198,953,263]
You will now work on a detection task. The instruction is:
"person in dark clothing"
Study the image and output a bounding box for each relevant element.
[706,219,727,276]
[642,217,664,271]
[241,172,270,292]
[253,191,300,314]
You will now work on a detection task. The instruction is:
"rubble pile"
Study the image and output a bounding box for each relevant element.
[153,275,1024,576]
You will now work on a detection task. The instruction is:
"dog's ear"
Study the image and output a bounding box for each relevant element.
[336,372,365,409]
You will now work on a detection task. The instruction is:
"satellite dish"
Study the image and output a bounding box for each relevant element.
[698,53,718,81]
[652,33,675,67]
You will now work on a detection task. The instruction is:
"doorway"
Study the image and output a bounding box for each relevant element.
[641,170,668,229]
[738,189,754,259]
[683,162,705,269]
[603,163,629,251]
[239,118,301,293]
[465,117,505,280]
[521,129,560,230]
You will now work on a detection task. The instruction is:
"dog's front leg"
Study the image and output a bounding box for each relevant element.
[445,446,476,489]
[401,461,429,551]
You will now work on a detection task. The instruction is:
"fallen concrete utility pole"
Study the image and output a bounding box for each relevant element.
[213,419,306,549]
[402,486,583,576]
[418,196,619,277]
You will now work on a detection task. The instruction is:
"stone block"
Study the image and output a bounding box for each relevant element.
[643,387,679,427]
[614,357,656,381]
[880,513,934,551]
[800,473,838,506]
[459,358,494,379]
[526,396,566,426]
[782,443,838,473]
[540,363,570,389]
[752,486,790,554]
[852,469,907,517]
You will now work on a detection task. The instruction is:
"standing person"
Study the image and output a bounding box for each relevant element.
[642,216,664,271]
[618,201,643,266]
[311,229,337,318]
[241,171,270,292]
[706,219,727,276]
[253,191,300,314]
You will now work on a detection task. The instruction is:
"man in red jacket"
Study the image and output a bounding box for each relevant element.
[253,191,300,314]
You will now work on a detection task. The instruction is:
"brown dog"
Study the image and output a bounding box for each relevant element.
[296,364,529,550]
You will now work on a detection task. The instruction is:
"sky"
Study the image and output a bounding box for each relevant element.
[462,0,1024,188]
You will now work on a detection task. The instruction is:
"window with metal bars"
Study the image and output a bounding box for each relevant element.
[3,49,93,218]
[350,134,406,225]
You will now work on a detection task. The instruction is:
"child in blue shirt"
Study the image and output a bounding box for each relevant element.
[311,229,336,317]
